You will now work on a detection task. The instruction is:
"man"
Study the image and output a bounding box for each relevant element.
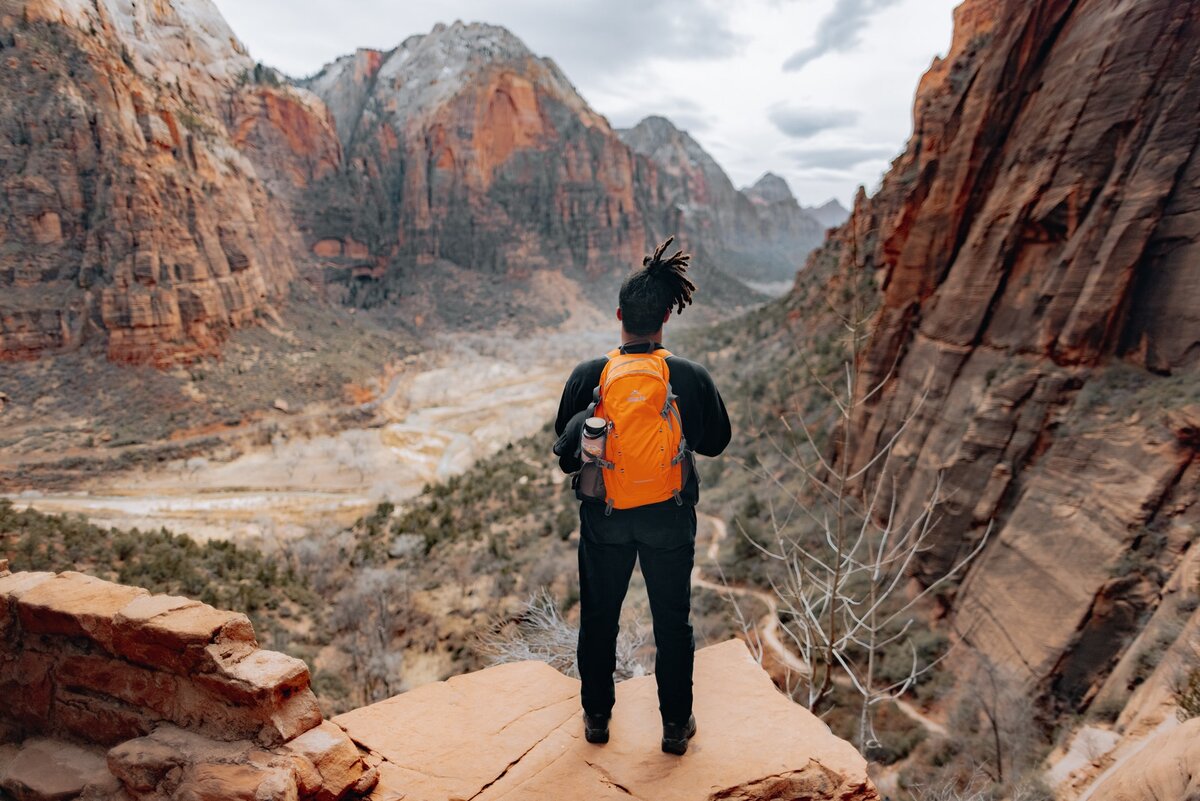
[553,237,731,756]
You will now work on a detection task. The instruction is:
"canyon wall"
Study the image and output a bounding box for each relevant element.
[301,23,807,320]
[0,0,342,365]
[808,0,1199,710]
[2,5,829,363]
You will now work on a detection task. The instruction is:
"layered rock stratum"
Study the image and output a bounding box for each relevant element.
[1,4,829,364]
[798,0,1200,716]
[0,566,879,801]
[0,0,342,365]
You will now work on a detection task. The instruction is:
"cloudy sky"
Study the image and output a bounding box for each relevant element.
[212,0,959,207]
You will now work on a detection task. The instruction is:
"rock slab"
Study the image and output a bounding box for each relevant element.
[335,639,878,801]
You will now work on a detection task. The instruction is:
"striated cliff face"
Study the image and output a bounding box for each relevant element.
[0,0,338,365]
[620,118,829,284]
[302,23,649,298]
[301,24,778,321]
[808,0,1200,710]
[2,5,796,363]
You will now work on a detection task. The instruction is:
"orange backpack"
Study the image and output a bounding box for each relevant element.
[584,345,691,512]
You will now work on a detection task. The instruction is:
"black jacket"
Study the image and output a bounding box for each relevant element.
[552,342,731,506]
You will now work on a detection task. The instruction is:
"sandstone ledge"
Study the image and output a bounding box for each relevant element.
[335,638,879,801]
[1085,718,1200,801]
[1,568,875,801]
[0,570,375,801]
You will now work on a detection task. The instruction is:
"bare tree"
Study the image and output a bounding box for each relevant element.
[732,210,991,749]
[475,588,647,680]
[330,567,410,705]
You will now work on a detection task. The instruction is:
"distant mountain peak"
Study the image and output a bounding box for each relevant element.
[307,20,593,142]
[745,172,795,205]
[804,198,850,228]
[618,115,722,180]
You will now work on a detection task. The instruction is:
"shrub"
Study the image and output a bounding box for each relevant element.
[1175,667,1200,721]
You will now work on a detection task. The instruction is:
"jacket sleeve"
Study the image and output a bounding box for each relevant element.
[552,409,588,474]
[555,362,593,437]
[692,364,731,458]
[553,361,600,474]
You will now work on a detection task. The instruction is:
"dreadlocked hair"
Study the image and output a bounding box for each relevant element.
[618,236,697,336]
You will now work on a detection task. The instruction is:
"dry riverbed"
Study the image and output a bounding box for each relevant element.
[7,329,612,542]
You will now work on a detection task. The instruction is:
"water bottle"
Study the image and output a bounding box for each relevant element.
[581,417,608,463]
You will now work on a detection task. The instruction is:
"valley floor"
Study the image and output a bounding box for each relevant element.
[3,328,612,543]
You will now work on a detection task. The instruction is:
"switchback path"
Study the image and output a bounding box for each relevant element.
[690,512,948,738]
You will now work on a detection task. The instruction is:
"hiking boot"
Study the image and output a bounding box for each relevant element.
[583,712,610,744]
[661,714,697,755]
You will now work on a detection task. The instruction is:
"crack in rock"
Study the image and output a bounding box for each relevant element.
[461,706,577,801]
[583,759,644,800]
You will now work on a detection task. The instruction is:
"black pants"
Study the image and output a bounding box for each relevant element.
[576,500,696,725]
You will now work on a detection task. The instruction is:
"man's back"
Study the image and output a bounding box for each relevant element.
[553,345,731,505]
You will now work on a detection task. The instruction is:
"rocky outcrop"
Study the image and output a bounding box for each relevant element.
[0,567,876,801]
[620,120,827,283]
[1085,718,1200,801]
[0,568,376,800]
[797,0,1200,710]
[335,638,878,801]
[0,570,322,746]
[0,0,338,365]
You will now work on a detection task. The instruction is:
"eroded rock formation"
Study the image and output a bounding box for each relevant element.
[0,567,376,800]
[300,23,780,319]
[803,0,1200,710]
[0,566,877,801]
[0,0,338,364]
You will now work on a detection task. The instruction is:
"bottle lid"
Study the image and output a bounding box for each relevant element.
[583,416,607,436]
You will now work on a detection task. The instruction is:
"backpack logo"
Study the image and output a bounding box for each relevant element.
[625,389,648,403]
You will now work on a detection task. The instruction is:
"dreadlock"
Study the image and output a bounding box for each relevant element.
[618,236,697,336]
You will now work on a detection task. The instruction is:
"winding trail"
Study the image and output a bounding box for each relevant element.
[690,514,809,677]
[690,512,948,738]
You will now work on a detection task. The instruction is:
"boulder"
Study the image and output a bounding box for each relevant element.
[0,738,109,801]
[283,721,374,801]
[335,639,878,801]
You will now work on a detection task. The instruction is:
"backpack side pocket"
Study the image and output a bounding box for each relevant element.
[575,461,606,502]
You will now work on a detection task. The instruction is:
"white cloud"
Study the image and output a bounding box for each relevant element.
[783,0,905,72]
[212,0,957,206]
[768,105,859,139]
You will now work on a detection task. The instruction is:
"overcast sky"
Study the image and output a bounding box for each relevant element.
[212,0,959,207]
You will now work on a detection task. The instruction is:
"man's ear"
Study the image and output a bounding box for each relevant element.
[662,310,671,324]
[616,308,623,322]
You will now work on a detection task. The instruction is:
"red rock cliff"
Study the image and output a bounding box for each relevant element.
[807,0,1200,708]
[301,22,770,321]
[0,0,339,365]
